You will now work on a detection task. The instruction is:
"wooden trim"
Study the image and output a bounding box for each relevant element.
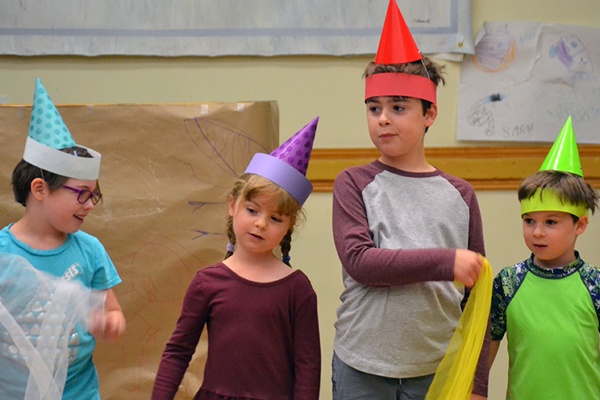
[306,146,600,191]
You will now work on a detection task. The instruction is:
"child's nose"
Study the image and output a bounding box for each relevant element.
[255,217,267,230]
[378,111,391,126]
[83,198,95,210]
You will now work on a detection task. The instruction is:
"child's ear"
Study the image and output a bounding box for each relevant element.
[228,195,236,217]
[30,178,47,201]
[425,103,438,128]
[575,215,589,235]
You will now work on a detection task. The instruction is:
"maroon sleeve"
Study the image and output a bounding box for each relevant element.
[470,195,490,397]
[292,280,321,400]
[332,168,456,286]
[443,172,489,397]
[151,272,209,400]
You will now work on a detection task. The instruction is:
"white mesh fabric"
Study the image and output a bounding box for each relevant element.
[0,253,105,400]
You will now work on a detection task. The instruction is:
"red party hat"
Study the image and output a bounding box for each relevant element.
[375,0,422,64]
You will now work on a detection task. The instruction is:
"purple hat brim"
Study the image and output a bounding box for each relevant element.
[244,153,313,205]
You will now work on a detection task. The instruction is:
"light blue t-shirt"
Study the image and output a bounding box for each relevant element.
[0,225,121,400]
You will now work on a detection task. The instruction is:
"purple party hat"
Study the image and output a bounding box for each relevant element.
[244,116,318,205]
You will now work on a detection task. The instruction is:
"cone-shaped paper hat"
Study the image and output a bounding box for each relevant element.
[375,0,422,64]
[539,116,582,177]
[365,0,436,103]
[23,78,101,180]
[244,117,318,205]
[520,116,587,217]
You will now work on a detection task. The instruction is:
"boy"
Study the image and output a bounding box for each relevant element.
[331,1,489,399]
[490,116,600,399]
[0,78,126,399]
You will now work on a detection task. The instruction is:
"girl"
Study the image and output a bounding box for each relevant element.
[152,118,321,400]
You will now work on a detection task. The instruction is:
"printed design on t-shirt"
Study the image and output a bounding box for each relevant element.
[61,262,82,282]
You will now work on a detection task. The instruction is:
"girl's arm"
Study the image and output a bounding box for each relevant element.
[152,273,208,400]
[293,290,321,400]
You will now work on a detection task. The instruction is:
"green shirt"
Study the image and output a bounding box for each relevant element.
[491,254,600,399]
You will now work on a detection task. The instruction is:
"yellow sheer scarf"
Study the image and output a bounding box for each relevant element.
[426,257,492,400]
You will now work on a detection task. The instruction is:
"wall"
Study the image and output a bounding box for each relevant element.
[1,0,598,398]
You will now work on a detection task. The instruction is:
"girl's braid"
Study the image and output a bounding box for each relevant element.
[280,230,293,267]
[225,215,236,259]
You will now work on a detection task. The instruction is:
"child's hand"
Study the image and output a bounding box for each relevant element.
[88,288,126,342]
[453,249,483,288]
[102,309,126,342]
[88,309,126,342]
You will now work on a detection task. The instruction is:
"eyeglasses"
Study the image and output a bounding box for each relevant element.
[62,185,103,205]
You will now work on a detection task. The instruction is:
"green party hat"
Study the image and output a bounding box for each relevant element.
[521,116,587,217]
[23,78,101,180]
[539,116,583,177]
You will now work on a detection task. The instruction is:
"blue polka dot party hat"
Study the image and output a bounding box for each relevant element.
[244,116,318,205]
[22,78,101,180]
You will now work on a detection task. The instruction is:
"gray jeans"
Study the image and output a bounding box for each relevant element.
[332,353,434,400]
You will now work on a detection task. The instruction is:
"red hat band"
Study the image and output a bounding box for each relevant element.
[365,73,437,103]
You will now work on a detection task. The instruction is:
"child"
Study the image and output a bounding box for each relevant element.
[152,117,321,400]
[0,78,126,399]
[331,1,489,398]
[490,116,600,399]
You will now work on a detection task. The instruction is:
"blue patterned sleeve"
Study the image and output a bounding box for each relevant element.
[491,270,508,340]
[578,262,600,333]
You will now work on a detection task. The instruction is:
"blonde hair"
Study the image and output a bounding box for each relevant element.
[225,174,305,266]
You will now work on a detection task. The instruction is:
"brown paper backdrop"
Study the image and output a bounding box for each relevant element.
[0,102,279,399]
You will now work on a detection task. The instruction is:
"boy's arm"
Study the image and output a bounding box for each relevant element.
[465,188,490,398]
[489,339,502,367]
[471,316,491,397]
[332,170,457,286]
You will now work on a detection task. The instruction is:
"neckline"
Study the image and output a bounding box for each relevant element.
[525,252,583,279]
[218,262,300,286]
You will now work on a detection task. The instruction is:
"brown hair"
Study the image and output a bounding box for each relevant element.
[11,146,99,207]
[225,174,305,266]
[518,170,598,218]
[364,56,445,112]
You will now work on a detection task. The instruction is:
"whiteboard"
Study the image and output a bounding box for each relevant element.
[457,21,600,143]
[0,0,473,57]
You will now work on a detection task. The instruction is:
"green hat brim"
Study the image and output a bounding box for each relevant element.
[520,188,588,218]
